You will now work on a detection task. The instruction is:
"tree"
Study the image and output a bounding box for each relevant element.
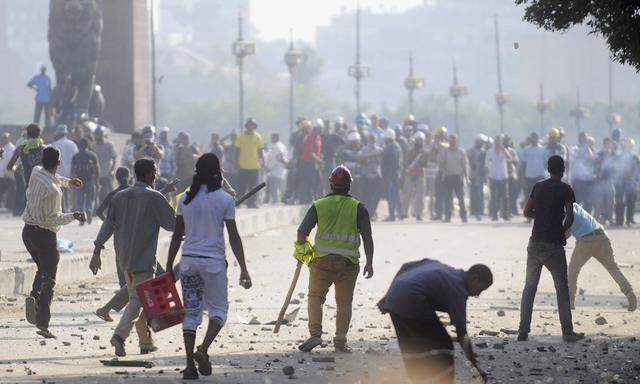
[515,1,640,71]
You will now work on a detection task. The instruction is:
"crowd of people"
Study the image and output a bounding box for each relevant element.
[0,114,639,228]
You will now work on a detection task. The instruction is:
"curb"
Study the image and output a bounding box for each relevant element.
[0,205,305,297]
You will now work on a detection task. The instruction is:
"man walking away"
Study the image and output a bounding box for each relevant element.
[234,118,264,208]
[91,127,117,203]
[438,134,468,223]
[71,139,99,225]
[518,155,584,342]
[378,260,492,384]
[27,66,52,128]
[23,147,85,338]
[296,165,374,353]
[90,159,175,356]
[567,203,637,311]
[166,153,252,380]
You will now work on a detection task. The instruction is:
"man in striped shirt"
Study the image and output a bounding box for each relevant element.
[23,147,85,339]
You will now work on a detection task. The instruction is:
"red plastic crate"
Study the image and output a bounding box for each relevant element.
[136,273,184,332]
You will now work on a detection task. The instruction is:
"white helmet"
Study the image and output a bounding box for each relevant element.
[475,133,488,142]
[313,118,324,128]
[347,131,362,143]
[384,128,396,141]
[412,131,426,142]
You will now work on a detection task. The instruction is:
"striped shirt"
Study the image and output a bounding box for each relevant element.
[23,166,75,233]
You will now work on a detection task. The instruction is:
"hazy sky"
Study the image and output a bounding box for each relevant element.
[251,0,424,42]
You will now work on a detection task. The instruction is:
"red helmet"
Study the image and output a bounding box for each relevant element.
[329,165,353,187]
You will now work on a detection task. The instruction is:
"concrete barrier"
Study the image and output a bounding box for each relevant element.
[0,205,305,297]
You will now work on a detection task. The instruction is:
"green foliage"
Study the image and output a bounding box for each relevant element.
[515,0,640,70]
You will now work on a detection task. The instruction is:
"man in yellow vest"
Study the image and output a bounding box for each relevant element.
[296,164,374,353]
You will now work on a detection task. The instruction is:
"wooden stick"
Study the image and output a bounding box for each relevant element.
[274,261,303,333]
[235,182,266,207]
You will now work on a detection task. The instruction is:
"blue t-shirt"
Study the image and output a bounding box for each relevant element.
[27,74,52,103]
[382,259,468,327]
[570,203,603,238]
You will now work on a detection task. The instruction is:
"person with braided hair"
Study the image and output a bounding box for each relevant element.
[166,153,252,380]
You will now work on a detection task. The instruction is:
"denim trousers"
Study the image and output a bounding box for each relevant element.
[519,240,574,335]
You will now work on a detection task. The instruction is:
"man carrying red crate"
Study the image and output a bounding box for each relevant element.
[90,158,176,356]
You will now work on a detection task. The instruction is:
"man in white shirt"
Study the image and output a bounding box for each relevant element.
[521,133,548,199]
[0,133,16,210]
[22,147,85,339]
[265,133,288,204]
[50,125,78,210]
[485,136,511,221]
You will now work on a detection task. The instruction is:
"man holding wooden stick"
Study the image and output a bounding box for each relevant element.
[295,164,374,353]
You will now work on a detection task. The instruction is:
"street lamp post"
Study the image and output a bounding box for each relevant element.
[232,11,255,131]
[606,60,622,132]
[404,51,424,115]
[570,87,590,139]
[348,2,370,115]
[536,83,552,136]
[449,62,468,137]
[284,29,304,135]
[494,15,508,134]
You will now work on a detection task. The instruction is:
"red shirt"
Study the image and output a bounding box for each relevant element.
[300,132,322,164]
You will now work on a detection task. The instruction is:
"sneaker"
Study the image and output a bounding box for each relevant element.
[627,292,637,312]
[36,327,57,339]
[517,332,528,342]
[298,336,323,352]
[110,335,126,357]
[562,332,585,343]
[25,296,37,325]
[95,307,113,322]
[182,366,199,380]
[194,348,212,376]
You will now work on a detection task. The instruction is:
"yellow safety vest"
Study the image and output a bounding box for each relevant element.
[313,194,361,264]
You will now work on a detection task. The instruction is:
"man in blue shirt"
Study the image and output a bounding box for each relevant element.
[378,259,492,384]
[567,202,636,311]
[27,66,52,128]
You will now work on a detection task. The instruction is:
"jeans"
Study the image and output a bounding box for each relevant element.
[519,240,574,335]
[236,169,259,207]
[568,231,633,304]
[307,256,359,347]
[75,179,95,215]
[33,101,51,128]
[614,183,637,225]
[489,178,508,220]
[114,271,155,348]
[22,224,59,328]
[593,180,614,223]
[361,174,382,218]
[297,161,320,204]
[443,175,466,221]
[385,177,400,219]
[468,179,484,217]
[265,176,285,204]
[508,177,520,215]
[434,174,445,219]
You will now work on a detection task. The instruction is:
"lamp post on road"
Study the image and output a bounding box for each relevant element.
[536,83,552,136]
[570,87,590,139]
[348,1,370,115]
[494,15,508,134]
[232,11,255,131]
[449,62,468,137]
[404,51,424,115]
[284,29,304,135]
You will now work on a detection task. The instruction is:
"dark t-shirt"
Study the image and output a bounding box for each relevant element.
[321,133,344,166]
[72,150,99,182]
[530,178,575,245]
[382,259,468,327]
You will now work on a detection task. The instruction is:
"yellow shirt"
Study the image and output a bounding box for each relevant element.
[235,132,264,170]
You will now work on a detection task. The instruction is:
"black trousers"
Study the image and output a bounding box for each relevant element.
[236,169,259,207]
[390,313,454,384]
[22,224,59,328]
[443,175,466,221]
[297,161,320,204]
[489,178,509,220]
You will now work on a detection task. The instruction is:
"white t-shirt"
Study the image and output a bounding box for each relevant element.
[485,148,508,181]
[177,186,235,262]
[266,141,288,179]
[51,138,78,178]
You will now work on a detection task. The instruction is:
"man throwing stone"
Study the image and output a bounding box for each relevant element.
[518,155,584,342]
[378,259,492,384]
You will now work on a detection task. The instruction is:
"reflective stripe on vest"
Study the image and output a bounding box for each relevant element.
[313,194,361,260]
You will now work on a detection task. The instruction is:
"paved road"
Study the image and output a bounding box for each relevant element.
[1,218,639,383]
